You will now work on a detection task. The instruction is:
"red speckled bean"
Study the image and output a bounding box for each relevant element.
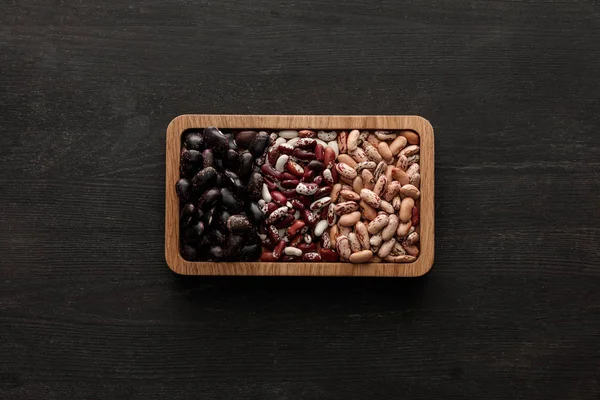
[273,240,286,259]
[302,209,319,227]
[289,233,304,247]
[281,172,297,181]
[295,138,316,149]
[261,164,283,180]
[287,220,306,236]
[260,251,277,261]
[324,148,336,168]
[281,188,298,198]
[270,191,287,205]
[267,224,280,243]
[330,165,339,182]
[313,186,332,200]
[267,146,280,165]
[278,144,294,155]
[281,179,300,188]
[296,182,319,195]
[299,195,312,208]
[274,214,295,229]
[292,148,314,161]
[411,206,419,226]
[298,129,316,138]
[302,252,322,261]
[263,176,277,191]
[315,144,324,161]
[313,176,323,186]
[303,169,314,182]
[319,248,339,261]
[297,242,317,253]
[290,199,305,210]
[265,202,278,215]
[285,160,304,177]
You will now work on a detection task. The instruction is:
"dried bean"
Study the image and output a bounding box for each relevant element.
[355,161,377,173]
[337,154,357,168]
[319,248,339,261]
[382,214,399,241]
[348,232,362,253]
[334,201,359,215]
[359,200,378,221]
[299,129,317,138]
[374,130,397,141]
[279,130,299,139]
[378,238,396,258]
[338,211,361,226]
[355,221,370,249]
[347,129,360,152]
[389,135,408,155]
[352,176,364,193]
[337,131,348,154]
[399,144,420,157]
[400,198,414,222]
[377,142,393,163]
[315,144,325,161]
[349,147,368,163]
[367,214,389,234]
[379,200,395,214]
[373,175,387,196]
[349,250,373,264]
[396,220,412,237]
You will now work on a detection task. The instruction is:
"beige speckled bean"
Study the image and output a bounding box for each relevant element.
[334,201,359,215]
[389,136,408,155]
[341,184,354,192]
[366,134,380,148]
[396,220,412,237]
[339,225,352,237]
[382,181,402,202]
[349,147,368,163]
[373,175,387,197]
[396,154,409,170]
[347,130,360,152]
[347,232,362,253]
[349,249,373,263]
[360,200,378,221]
[377,142,393,163]
[336,162,357,179]
[400,184,420,199]
[382,214,399,241]
[378,238,396,258]
[367,214,389,234]
[402,244,420,257]
[379,200,395,214]
[390,241,407,256]
[391,168,410,186]
[352,176,364,193]
[329,225,339,248]
[399,144,419,157]
[409,173,420,188]
[384,255,417,263]
[399,198,414,222]
[358,130,369,142]
[404,231,420,245]
[330,183,342,202]
[355,221,370,249]
[361,169,375,190]
[374,130,397,141]
[336,235,351,260]
[339,190,361,201]
[337,154,357,168]
[355,161,377,173]
[372,255,382,262]
[374,161,387,180]
[338,211,361,226]
[399,130,419,145]
[369,232,383,247]
[392,195,402,211]
[363,142,383,163]
[406,163,419,178]
[337,131,348,154]
[360,188,381,208]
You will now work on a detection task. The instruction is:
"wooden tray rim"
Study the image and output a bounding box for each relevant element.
[165,114,434,277]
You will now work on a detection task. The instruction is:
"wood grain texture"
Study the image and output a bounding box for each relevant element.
[166,115,434,277]
[1,0,600,399]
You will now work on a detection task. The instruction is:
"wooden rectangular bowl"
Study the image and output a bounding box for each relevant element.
[166,115,434,277]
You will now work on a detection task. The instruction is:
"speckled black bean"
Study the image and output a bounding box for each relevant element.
[224,170,245,194]
[182,221,204,243]
[192,167,217,191]
[202,149,214,169]
[238,151,254,182]
[180,203,196,227]
[180,149,202,177]
[208,246,224,261]
[224,149,240,172]
[223,234,245,260]
[238,244,262,261]
[211,229,226,246]
[203,126,230,156]
[246,172,264,201]
[227,214,253,234]
[248,131,270,158]
[224,133,237,150]
[183,130,204,150]
[246,202,263,224]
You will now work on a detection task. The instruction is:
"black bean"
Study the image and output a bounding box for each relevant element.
[180,149,202,177]
[176,179,192,202]
[202,149,214,169]
[211,230,226,246]
[246,172,264,201]
[246,202,263,224]
[223,234,245,260]
[182,221,204,243]
[180,203,196,227]
[235,130,258,149]
[221,188,243,213]
[208,246,224,261]
[213,209,231,232]
[224,149,240,172]
[224,170,245,194]
[248,131,270,158]
[180,245,197,261]
[224,133,238,150]
[191,167,217,191]
[183,130,204,150]
[306,160,325,172]
[238,244,262,261]
[227,214,253,234]
[198,188,222,210]
[215,157,224,171]
[238,151,254,182]
[215,172,224,187]
[203,126,230,156]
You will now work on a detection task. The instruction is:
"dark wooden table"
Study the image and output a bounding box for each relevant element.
[1,1,599,399]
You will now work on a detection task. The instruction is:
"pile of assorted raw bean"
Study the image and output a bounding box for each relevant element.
[176,127,421,264]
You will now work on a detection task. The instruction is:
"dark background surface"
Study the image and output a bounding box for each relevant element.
[1,1,599,399]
